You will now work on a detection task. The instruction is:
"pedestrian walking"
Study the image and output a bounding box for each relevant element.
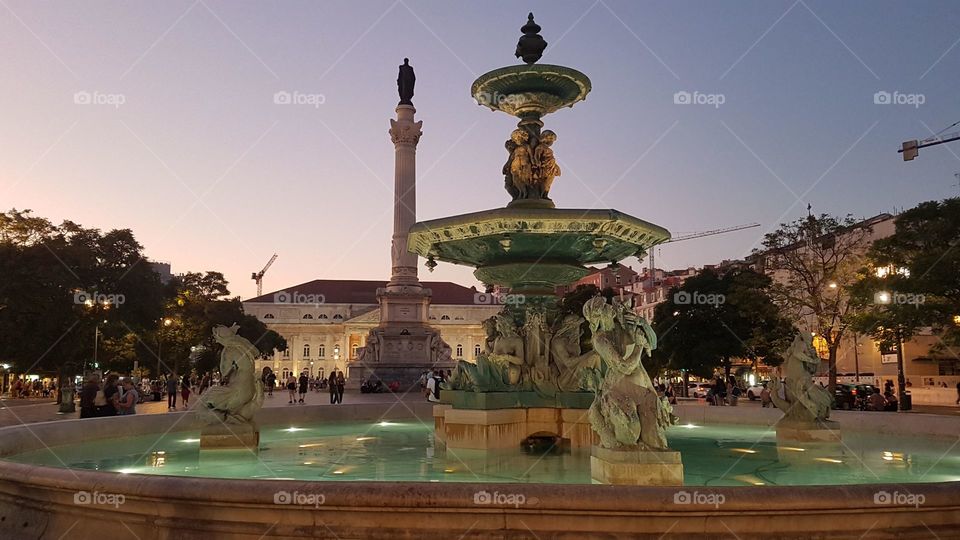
[181,375,192,408]
[328,372,337,404]
[336,371,345,404]
[166,374,178,410]
[298,372,308,404]
[286,375,297,404]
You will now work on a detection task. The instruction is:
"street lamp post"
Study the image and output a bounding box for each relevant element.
[895,325,908,412]
[157,318,173,379]
[852,331,860,382]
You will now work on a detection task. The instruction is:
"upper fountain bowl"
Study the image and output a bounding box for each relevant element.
[472,64,592,118]
[407,207,669,295]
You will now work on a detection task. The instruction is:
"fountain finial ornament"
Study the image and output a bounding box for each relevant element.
[516,12,547,64]
[397,57,415,105]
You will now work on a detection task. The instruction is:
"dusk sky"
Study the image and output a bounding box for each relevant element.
[2,0,958,299]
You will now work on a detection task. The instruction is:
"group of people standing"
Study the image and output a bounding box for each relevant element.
[706,376,744,406]
[165,373,197,411]
[79,374,139,418]
[260,367,345,404]
[327,370,345,404]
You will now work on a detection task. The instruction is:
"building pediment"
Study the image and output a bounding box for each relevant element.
[346,308,381,324]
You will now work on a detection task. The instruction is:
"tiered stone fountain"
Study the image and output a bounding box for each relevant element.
[407,13,682,485]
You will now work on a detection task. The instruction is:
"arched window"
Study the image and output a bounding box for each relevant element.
[333,314,344,320]
[282,348,290,358]
[319,314,329,319]
[440,315,451,320]
[263,314,275,319]
[281,368,290,380]
[318,345,326,358]
[351,344,359,358]
[454,316,464,320]
[456,344,463,358]
[303,344,311,358]
[429,316,437,320]
[303,314,314,319]
[474,344,481,357]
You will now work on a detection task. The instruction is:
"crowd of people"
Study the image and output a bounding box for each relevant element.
[75,371,222,417]
[259,367,345,405]
[7,378,57,398]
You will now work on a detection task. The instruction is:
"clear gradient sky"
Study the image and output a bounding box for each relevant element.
[2,1,958,299]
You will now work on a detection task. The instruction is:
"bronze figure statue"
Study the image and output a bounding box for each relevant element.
[397,58,415,105]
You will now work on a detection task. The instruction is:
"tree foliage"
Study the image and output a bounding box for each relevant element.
[652,268,794,379]
[755,213,871,392]
[0,209,286,383]
[849,199,960,353]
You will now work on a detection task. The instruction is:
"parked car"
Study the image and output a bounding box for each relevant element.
[746,381,769,400]
[687,383,711,398]
[833,383,879,410]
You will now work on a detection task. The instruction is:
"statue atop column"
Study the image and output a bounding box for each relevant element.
[397,58,415,105]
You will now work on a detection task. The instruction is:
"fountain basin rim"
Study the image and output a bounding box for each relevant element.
[1,404,959,537]
[471,63,592,114]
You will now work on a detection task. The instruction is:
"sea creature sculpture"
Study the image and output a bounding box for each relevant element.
[193,324,264,424]
[768,333,833,423]
[583,296,677,450]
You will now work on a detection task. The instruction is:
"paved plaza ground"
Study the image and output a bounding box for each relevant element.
[1,391,956,429]
[0,390,428,428]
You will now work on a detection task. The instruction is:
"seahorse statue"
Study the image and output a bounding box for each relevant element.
[193,324,264,424]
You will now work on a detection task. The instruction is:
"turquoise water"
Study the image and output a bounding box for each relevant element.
[7,421,960,486]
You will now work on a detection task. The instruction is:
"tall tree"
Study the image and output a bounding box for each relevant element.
[652,268,793,393]
[849,198,960,354]
[756,214,872,394]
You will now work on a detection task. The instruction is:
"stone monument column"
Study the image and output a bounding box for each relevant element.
[387,104,423,291]
[349,58,453,388]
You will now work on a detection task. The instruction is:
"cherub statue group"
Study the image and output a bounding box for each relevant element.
[503,128,561,201]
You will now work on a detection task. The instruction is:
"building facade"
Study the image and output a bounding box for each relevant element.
[748,213,959,386]
[242,279,500,381]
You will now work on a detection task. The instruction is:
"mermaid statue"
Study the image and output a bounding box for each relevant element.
[193,324,264,424]
[583,296,677,450]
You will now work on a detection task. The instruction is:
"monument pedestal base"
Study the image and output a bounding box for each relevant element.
[199,422,260,452]
[775,419,842,443]
[590,446,684,486]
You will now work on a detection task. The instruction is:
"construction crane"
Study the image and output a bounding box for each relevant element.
[899,119,960,161]
[647,223,761,286]
[251,254,278,297]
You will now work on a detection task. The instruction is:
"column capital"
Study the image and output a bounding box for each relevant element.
[389,118,423,146]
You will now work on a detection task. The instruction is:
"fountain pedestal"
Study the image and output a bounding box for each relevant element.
[590,446,684,486]
[439,405,595,450]
[200,423,260,452]
[775,419,842,443]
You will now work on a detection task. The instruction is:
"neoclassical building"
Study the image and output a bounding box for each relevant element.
[243,279,500,381]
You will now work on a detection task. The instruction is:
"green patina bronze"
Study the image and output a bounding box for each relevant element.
[406,15,674,457]
[408,207,670,294]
